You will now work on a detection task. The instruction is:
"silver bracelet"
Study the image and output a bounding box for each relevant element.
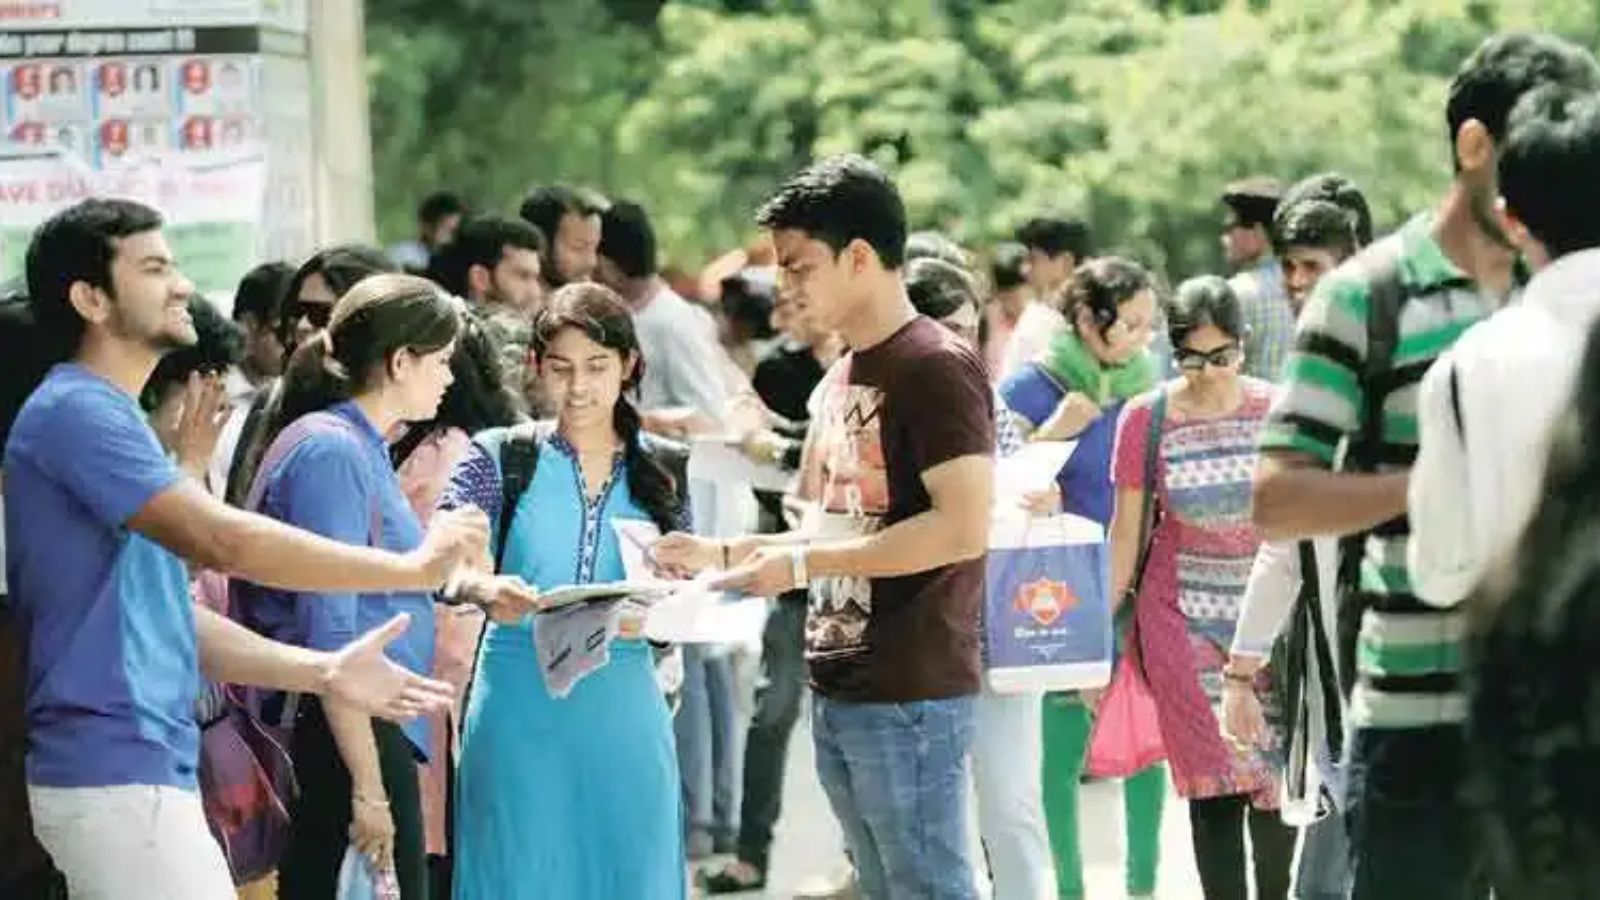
[789,546,809,589]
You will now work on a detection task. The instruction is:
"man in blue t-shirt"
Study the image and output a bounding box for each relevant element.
[2,199,533,899]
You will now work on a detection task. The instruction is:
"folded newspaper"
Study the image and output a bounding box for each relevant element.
[534,521,766,696]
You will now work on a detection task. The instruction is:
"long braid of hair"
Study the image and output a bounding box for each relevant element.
[612,395,681,534]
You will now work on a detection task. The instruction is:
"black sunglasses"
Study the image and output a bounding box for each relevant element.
[1174,344,1242,371]
[294,298,333,329]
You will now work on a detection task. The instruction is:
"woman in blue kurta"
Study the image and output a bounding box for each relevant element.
[441,283,687,900]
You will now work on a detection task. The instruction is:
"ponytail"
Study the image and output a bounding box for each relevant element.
[232,333,356,500]
[612,396,683,534]
[232,273,459,500]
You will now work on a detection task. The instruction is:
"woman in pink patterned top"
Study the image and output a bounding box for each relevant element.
[391,320,522,890]
[1109,276,1293,900]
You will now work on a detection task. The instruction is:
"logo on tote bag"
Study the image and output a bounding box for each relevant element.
[1014,578,1078,627]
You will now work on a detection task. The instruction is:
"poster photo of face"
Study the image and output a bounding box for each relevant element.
[176,56,253,116]
[97,59,172,118]
[180,115,215,152]
[8,120,44,147]
[97,118,131,161]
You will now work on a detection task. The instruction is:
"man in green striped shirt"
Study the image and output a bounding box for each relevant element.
[1252,32,1600,900]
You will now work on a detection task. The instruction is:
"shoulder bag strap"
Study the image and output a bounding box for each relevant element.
[1116,390,1169,642]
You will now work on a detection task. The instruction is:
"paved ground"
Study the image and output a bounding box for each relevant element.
[697,699,1207,900]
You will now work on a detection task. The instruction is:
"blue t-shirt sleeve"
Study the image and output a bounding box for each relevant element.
[999,365,1064,430]
[16,384,181,528]
[276,434,372,651]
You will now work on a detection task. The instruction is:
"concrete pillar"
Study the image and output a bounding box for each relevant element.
[308,0,375,244]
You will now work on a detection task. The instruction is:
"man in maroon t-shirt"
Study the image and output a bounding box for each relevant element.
[657,155,994,899]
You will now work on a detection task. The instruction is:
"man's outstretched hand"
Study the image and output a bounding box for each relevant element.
[319,614,453,721]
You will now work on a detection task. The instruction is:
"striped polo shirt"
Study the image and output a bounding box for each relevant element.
[1259,213,1505,731]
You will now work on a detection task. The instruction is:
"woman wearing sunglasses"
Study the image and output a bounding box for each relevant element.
[1108,275,1293,900]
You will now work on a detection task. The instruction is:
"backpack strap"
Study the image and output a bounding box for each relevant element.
[1352,237,1405,473]
[495,420,554,570]
[1333,238,1408,696]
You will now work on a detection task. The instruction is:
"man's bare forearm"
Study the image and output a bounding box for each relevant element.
[1252,460,1409,542]
[132,483,436,595]
[217,507,434,593]
[807,508,986,581]
[196,605,327,694]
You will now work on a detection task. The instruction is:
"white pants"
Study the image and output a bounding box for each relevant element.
[28,784,234,900]
[971,690,1055,900]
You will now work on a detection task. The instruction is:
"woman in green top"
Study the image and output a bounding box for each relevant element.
[999,256,1166,900]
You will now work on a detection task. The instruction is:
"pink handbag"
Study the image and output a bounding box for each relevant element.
[1084,650,1166,777]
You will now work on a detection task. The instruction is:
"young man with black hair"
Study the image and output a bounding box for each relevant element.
[1424,85,1600,897]
[656,154,995,899]
[212,261,293,499]
[3,198,535,900]
[519,184,604,291]
[1225,173,1372,900]
[998,217,1091,383]
[983,241,1032,380]
[596,199,730,428]
[594,197,747,861]
[389,190,467,273]
[1253,33,1600,899]
[231,261,293,389]
[1221,176,1293,381]
[1015,216,1088,300]
[1274,200,1362,314]
[429,214,547,409]
[1410,84,1600,609]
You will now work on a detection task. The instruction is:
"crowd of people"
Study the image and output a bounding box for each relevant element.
[4,26,1600,900]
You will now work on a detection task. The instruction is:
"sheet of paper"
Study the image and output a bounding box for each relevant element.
[612,519,667,585]
[687,437,793,493]
[643,579,768,645]
[993,441,1077,501]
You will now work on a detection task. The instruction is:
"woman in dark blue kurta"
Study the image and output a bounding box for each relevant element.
[442,284,687,900]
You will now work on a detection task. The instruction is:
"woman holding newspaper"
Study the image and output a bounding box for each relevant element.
[438,283,690,900]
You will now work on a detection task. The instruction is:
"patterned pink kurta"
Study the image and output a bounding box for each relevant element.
[397,426,485,856]
[1112,379,1280,807]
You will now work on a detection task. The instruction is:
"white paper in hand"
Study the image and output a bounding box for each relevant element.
[687,437,792,493]
[994,441,1077,502]
[612,519,670,585]
[643,576,768,646]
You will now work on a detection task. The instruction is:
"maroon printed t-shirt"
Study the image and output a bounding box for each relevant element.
[800,315,994,702]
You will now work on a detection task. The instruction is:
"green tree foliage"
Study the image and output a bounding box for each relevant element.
[367,0,1599,279]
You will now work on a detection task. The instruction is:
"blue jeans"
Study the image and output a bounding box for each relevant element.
[675,644,741,847]
[813,694,979,900]
[1345,725,1487,900]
